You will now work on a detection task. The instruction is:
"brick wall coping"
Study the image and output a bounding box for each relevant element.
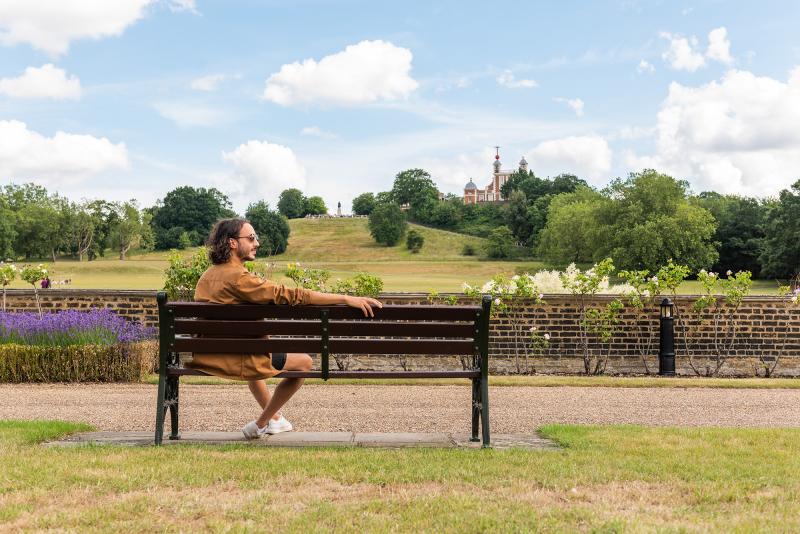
[0,288,789,302]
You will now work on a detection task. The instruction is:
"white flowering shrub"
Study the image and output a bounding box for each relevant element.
[0,262,17,312]
[618,260,690,374]
[558,258,625,375]
[20,264,48,318]
[757,285,800,377]
[285,262,330,291]
[463,274,546,374]
[687,269,753,376]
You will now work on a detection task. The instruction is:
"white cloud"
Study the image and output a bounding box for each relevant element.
[626,67,800,196]
[617,125,656,140]
[221,141,307,204]
[660,32,706,71]
[0,0,154,56]
[637,59,655,74]
[300,126,338,140]
[554,97,584,117]
[153,101,229,127]
[0,64,81,99]
[706,27,733,65]
[190,74,226,91]
[661,27,734,71]
[496,70,538,89]
[421,147,497,191]
[0,120,128,185]
[168,0,198,14]
[263,40,419,107]
[529,136,612,182]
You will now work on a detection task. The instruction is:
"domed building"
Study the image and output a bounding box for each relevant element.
[463,150,529,204]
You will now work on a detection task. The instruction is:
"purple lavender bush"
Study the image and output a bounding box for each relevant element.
[0,309,157,382]
[0,309,155,347]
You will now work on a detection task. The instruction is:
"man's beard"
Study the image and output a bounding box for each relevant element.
[236,247,255,261]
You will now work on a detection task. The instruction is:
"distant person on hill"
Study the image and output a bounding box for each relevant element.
[41,277,50,289]
[190,218,382,439]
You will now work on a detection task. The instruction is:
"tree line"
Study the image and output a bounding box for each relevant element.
[352,168,800,279]
[0,184,296,261]
[3,170,798,280]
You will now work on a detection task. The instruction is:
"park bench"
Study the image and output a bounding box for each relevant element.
[154,292,493,447]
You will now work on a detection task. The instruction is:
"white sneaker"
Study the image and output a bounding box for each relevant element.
[242,420,268,439]
[265,415,293,434]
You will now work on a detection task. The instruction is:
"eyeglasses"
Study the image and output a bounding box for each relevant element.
[232,234,258,242]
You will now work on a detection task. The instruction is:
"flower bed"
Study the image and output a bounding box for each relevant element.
[0,309,156,383]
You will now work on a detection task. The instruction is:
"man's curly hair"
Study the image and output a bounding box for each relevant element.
[207,218,249,265]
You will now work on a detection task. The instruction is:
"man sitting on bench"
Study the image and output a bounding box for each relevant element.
[190,218,382,439]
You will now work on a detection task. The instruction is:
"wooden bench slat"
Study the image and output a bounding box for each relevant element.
[166,303,481,321]
[168,368,480,379]
[173,337,476,355]
[174,319,476,338]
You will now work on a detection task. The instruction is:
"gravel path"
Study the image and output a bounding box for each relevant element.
[2,384,799,433]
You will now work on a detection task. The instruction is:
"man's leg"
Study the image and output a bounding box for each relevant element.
[247,380,281,421]
[254,353,312,428]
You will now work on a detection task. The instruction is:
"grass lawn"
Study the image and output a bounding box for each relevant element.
[2,420,799,532]
[3,218,786,293]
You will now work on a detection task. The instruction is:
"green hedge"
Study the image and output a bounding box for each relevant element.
[0,341,157,383]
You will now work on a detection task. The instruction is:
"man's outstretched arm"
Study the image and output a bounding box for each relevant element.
[306,291,382,317]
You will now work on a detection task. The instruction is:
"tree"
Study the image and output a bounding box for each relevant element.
[599,170,717,272]
[110,201,151,260]
[303,196,327,216]
[537,187,607,265]
[406,229,424,253]
[760,180,800,279]
[62,201,96,261]
[277,188,305,219]
[151,186,234,249]
[0,196,16,260]
[352,193,376,215]
[696,192,769,276]
[538,171,718,272]
[505,190,533,245]
[485,225,516,259]
[368,203,407,246]
[429,198,463,229]
[390,168,439,222]
[3,183,62,260]
[245,201,291,256]
[86,200,117,260]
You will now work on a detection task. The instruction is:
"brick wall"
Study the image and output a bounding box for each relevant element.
[3,290,799,377]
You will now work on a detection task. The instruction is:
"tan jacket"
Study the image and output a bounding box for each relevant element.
[185,262,312,380]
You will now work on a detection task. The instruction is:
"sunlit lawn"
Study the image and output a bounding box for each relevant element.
[4,218,786,293]
[2,420,799,532]
[5,255,784,294]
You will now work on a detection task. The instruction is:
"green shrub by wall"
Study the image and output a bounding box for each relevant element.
[0,340,157,383]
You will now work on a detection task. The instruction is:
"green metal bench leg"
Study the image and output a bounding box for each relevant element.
[167,375,181,440]
[155,371,167,445]
[470,378,480,442]
[480,374,490,448]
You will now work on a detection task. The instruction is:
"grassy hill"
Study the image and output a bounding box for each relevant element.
[274,218,485,262]
[5,219,544,292]
[4,217,783,294]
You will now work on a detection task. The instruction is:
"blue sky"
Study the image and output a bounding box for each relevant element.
[1,1,799,213]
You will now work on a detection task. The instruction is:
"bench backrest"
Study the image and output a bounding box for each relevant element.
[157,292,492,378]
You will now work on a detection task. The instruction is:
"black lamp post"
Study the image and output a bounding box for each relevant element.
[659,298,676,376]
